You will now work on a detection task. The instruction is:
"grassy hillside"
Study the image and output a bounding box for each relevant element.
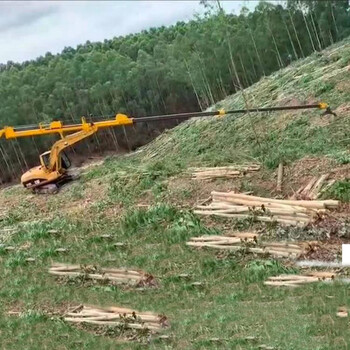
[0,39,349,350]
[137,37,350,171]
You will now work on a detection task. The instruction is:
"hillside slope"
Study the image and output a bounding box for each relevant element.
[138,37,350,171]
[0,38,349,350]
[87,37,350,201]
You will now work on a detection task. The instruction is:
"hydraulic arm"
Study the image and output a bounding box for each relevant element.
[0,102,334,141]
[0,114,133,140]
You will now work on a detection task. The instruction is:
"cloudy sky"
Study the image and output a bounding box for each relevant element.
[0,1,260,64]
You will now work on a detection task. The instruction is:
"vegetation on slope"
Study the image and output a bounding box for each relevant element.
[1,0,350,183]
[96,37,350,178]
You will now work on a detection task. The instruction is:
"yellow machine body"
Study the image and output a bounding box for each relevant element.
[21,165,62,188]
[20,150,69,188]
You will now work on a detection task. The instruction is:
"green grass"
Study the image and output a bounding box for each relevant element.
[323,180,350,202]
[0,205,350,349]
[0,38,350,349]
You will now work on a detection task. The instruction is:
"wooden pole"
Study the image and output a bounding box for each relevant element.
[277,162,284,192]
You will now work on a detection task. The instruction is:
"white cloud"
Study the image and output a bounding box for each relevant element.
[0,1,259,64]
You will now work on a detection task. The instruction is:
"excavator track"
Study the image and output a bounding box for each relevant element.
[24,171,80,194]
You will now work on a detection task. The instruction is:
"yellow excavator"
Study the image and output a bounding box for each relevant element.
[0,113,133,191]
[0,102,335,193]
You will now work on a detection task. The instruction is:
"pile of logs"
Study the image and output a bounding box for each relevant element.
[264,271,336,287]
[190,164,260,180]
[194,191,339,227]
[187,233,316,259]
[49,263,157,287]
[291,174,335,200]
[64,304,168,331]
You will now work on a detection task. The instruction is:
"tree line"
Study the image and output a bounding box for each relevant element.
[0,0,349,184]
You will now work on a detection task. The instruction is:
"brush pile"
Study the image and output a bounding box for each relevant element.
[49,263,157,287]
[64,304,168,331]
[291,174,335,200]
[194,191,339,227]
[190,164,260,180]
[187,233,317,259]
[264,271,337,287]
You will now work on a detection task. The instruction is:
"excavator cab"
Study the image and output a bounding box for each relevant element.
[39,151,71,171]
[40,151,51,169]
[22,151,72,190]
[61,152,71,170]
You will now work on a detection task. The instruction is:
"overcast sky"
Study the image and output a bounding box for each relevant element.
[0,1,260,64]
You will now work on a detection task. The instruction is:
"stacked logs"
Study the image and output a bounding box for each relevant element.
[64,304,168,331]
[291,174,335,200]
[264,271,336,287]
[49,263,157,287]
[194,191,339,227]
[190,164,260,180]
[187,233,316,259]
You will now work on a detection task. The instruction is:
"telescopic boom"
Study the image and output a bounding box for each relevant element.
[0,102,335,140]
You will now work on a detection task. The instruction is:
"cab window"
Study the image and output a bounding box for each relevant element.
[61,152,71,169]
[41,152,50,168]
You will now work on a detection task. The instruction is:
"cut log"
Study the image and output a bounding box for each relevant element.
[64,304,168,332]
[64,318,162,330]
[186,235,317,259]
[212,195,314,212]
[196,191,337,227]
[300,177,318,198]
[309,174,329,199]
[190,236,242,243]
[49,263,156,286]
[197,203,311,217]
[276,163,283,192]
[264,272,336,287]
[191,164,260,180]
[190,164,260,172]
[212,191,338,209]
[193,211,309,227]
